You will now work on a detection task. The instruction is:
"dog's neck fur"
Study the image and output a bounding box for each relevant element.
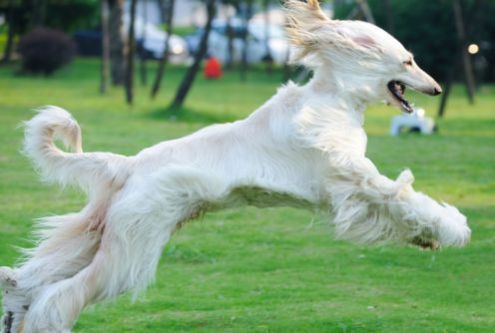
[308,66,376,115]
[215,68,371,207]
[254,67,368,151]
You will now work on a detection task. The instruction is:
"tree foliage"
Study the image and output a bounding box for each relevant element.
[0,0,99,34]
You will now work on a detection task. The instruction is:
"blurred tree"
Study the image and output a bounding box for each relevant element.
[1,0,16,64]
[382,0,394,34]
[150,0,176,99]
[125,0,138,104]
[170,0,215,109]
[0,2,98,55]
[30,0,46,28]
[453,0,475,104]
[139,0,149,86]
[346,0,375,23]
[240,0,253,81]
[262,0,274,74]
[223,0,237,70]
[1,0,99,65]
[100,0,111,94]
[36,0,99,33]
[109,0,125,85]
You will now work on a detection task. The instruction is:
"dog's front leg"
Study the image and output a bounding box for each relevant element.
[324,151,470,248]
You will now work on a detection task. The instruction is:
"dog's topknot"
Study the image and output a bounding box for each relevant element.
[284,0,328,31]
[283,0,391,65]
[283,0,330,62]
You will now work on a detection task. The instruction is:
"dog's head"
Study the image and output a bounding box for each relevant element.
[284,0,441,113]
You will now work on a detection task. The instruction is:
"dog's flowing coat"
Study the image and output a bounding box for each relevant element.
[1,1,470,332]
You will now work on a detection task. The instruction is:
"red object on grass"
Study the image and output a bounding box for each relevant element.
[204,57,223,79]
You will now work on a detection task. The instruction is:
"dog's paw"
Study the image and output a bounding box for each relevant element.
[0,266,17,289]
[396,169,414,186]
[437,203,471,247]
[410,237,441,251]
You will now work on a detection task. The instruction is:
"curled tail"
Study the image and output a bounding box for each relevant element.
[23,106,129,193]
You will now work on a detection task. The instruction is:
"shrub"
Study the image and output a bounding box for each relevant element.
[17,27,76,75]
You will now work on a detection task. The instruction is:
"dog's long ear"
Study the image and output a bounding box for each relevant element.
[334,24,381,52]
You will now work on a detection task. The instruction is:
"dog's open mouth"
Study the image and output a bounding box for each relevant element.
[387,80,413,113]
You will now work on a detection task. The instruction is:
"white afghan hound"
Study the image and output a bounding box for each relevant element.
[1,1,470,332]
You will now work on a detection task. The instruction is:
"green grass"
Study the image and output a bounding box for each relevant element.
[0,59,494,333]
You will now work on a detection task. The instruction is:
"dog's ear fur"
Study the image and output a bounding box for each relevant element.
[284,0,329,60]
[334,25,380,52]
[284,0,381,63]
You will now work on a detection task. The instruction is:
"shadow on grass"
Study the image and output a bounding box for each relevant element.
[146,105,238,124]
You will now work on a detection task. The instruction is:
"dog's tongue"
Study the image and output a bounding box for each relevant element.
[389,81,413,113]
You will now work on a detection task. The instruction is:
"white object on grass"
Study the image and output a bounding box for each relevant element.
[390,108,435,136]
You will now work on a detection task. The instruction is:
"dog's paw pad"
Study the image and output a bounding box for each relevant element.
[0,266,17,288]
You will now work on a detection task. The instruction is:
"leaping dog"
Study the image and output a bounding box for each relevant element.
[1,1,470,332]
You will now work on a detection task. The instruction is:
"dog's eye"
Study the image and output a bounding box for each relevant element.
[403,59,413,66]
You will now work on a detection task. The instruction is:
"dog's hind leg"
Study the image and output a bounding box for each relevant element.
[1,233,100,333]
[22,168,226,333]
[22,208,178,332]
[1,207,105,333]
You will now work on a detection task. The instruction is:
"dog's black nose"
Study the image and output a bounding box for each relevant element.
[432,86,442,95]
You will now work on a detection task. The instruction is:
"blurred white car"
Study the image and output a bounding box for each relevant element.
[123,16,189,63]
[186,18,290,64]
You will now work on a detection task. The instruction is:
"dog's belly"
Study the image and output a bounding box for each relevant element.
[218,185,317,210]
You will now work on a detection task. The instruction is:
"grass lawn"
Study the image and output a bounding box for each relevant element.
[0,59,494,333]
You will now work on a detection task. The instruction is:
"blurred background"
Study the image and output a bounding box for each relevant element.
[0,0,494,110]
[0,1,494,332]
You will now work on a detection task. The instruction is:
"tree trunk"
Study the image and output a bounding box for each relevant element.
[150,0,176,99]
[437,70,453,118]
[356,0,375,24]
[100,0,111,94]
[225,9,234,70]
[466,0,485,90]
[170,0,215,110]
[139,0,149,86]
[263,0,273,74]
[453,0,475,104]
[109,0,125,85]
[240,1,253,81]
[1,1,16,65]
[346,6,361,20]
[125,0,138,105]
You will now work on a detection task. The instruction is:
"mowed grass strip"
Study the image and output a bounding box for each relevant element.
[0,59,494,333]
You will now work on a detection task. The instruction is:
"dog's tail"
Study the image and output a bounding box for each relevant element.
[23,106,128,193]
